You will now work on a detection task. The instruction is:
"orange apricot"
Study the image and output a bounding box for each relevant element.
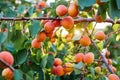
[68,3,79,17]
[80,35,91,46]
[94,15,103,23]
[37,31,46,42]
[83,52,94,64]
[46,31,54,38]
[0,51,14,68]
[108,59,112,65]
[2,68,14,80]
[38,1,46,8]
[95,31,106,41]
[51,66,56,74]
[65,34,73,42]
[63,62,74,74]
[31,38,41,48]
[105,50,110,58]
[53,20,61,27]
[54,58,62,66]
[56,5,67,16]
[50,37,56,43]
[108,74,120,80]
[44,22,55,33]
[41,20,50,25]
[75,53,84,63]
[61,16,74,29]
[55,65,64,76]
[110,65,117,73]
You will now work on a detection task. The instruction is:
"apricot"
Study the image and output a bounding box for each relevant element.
[108,74,120,80]
[75,53,84,63]
[68,3,79,17]
[83,52,94,64]
[31,38,41,48]
[63,62,74,74]
[44,22,55,33]
[38,1,46,8]
[80,35,91,46]
[95,31,106,41]
[53,20,61,27]
[61,16,74,29]
[56,5,67,16]
[54,58,62,66]
[0,51,14,68]
[110,65,117,73]
[46,31,54,38]
[2,68,14,80]
[41,20,49,25]
[55,65,64,76]
[37,31,46,42]
[51,66,56,74]
[105,50,110,58]
[65,34,73,42]
[95,66,101,74]
[107,59,112,65]
[94,15,103,23]
[50,37,56,43]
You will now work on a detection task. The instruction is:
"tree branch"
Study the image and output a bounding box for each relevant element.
[0,17,120,24]
[0,59,15,72]
[91,40,114,74]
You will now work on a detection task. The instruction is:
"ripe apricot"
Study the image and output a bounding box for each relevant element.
[107,59,112,65]
[50,37,56,43]
[110,65,117,73]
[37,31,46,42]
[68,3,79,17]
[56,5,67,16]
[80,35,91,46]
[2,68,14,80]
[95,31,106,41]
[31,38,41,48]
[83,52,94,64]
[75,53,84,63]
[61,16,74,29]
[51,66,56,74]
[108,74,120,80]
[63,62,74,74]
[94,15,103,23]
[55,65,64,76]
[95,66,101,74]
[38,1,46,8]
[46,31,54,38]
[105,50,110,58]
[0,51,14,68]
[41,20,49,25]
[65,34,73,42]
[44,22,55,33]
[54,58,62,66]
[53,20,61,27]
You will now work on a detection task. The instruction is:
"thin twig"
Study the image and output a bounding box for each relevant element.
[0,59,15,72]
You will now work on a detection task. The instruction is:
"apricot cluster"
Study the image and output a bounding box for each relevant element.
[75,52,94,64]
[51,58,74,76]
[0,51,14,80]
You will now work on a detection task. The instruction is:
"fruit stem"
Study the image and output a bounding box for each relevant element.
[0,59,15,72]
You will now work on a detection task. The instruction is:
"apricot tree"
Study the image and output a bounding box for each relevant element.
[0,0,120,80]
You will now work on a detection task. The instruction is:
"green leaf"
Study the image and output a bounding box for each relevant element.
[0,31,8,44]
[14,49,28,66]
[17,5,26,14]
[4,43,15,52]
[40,55,47,68]
[14,69,22,80]
[28,7,35,16]
[26,71,34,80]
[4,8,16,17]
[38,69,45,80]
[90,67,95,80]
[78,0,96,9]
[112,24,120,31]
[108,0,120,20]
[116,0,120,9]
[74,62,83,69]
[29,20,42,37]
[46,54,54,68]
[101,0,109,2]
